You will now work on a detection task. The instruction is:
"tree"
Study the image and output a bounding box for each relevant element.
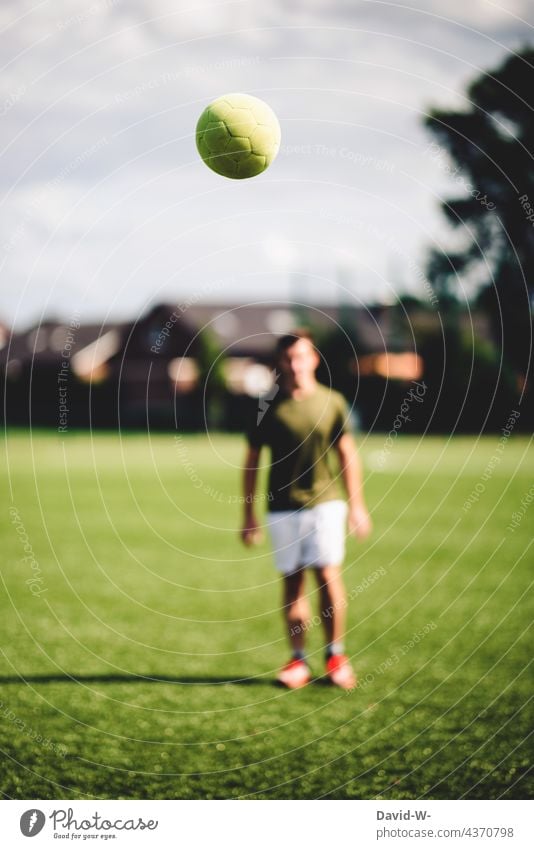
[424,47,534,382]
[195,327,226,428]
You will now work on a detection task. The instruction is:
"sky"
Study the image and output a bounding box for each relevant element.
[0,0,532,329]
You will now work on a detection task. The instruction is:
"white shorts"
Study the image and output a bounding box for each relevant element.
[265,500,348,575]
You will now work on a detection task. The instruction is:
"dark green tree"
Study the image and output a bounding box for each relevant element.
[424,47,534,381]
[195,327,226,428]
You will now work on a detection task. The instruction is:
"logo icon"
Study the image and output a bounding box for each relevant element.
[20,810,45,837]
[257,370,280,424]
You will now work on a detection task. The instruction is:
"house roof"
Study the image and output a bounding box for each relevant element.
[182,302,399,355]
[0,320,119,371]
[1,301,492,376]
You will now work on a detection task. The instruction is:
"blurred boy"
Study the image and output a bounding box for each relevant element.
[241,330,372,689]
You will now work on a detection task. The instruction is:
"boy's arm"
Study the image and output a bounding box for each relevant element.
[241,445,264,546]
[335,433,372,539]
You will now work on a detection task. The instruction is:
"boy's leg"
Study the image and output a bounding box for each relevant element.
[282,567,311,654]
[315,565,347,645]
[315,565,356,689]
[276,568,312,688]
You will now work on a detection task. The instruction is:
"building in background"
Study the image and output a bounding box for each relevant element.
[1,298,518,434]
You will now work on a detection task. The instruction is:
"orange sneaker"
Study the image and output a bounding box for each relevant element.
[276,658,311,689]
[326,654,356,690]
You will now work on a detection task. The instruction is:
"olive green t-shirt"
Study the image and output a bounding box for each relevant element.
[246,383,350,512]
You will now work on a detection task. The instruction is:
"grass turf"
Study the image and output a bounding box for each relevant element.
[1,430,532,799]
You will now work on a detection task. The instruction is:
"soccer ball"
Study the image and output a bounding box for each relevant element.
[196,93,281,179]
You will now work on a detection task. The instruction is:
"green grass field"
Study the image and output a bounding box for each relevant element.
[1,430,532,800]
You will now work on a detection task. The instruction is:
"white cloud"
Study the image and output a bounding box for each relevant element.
[0,0,532,327]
